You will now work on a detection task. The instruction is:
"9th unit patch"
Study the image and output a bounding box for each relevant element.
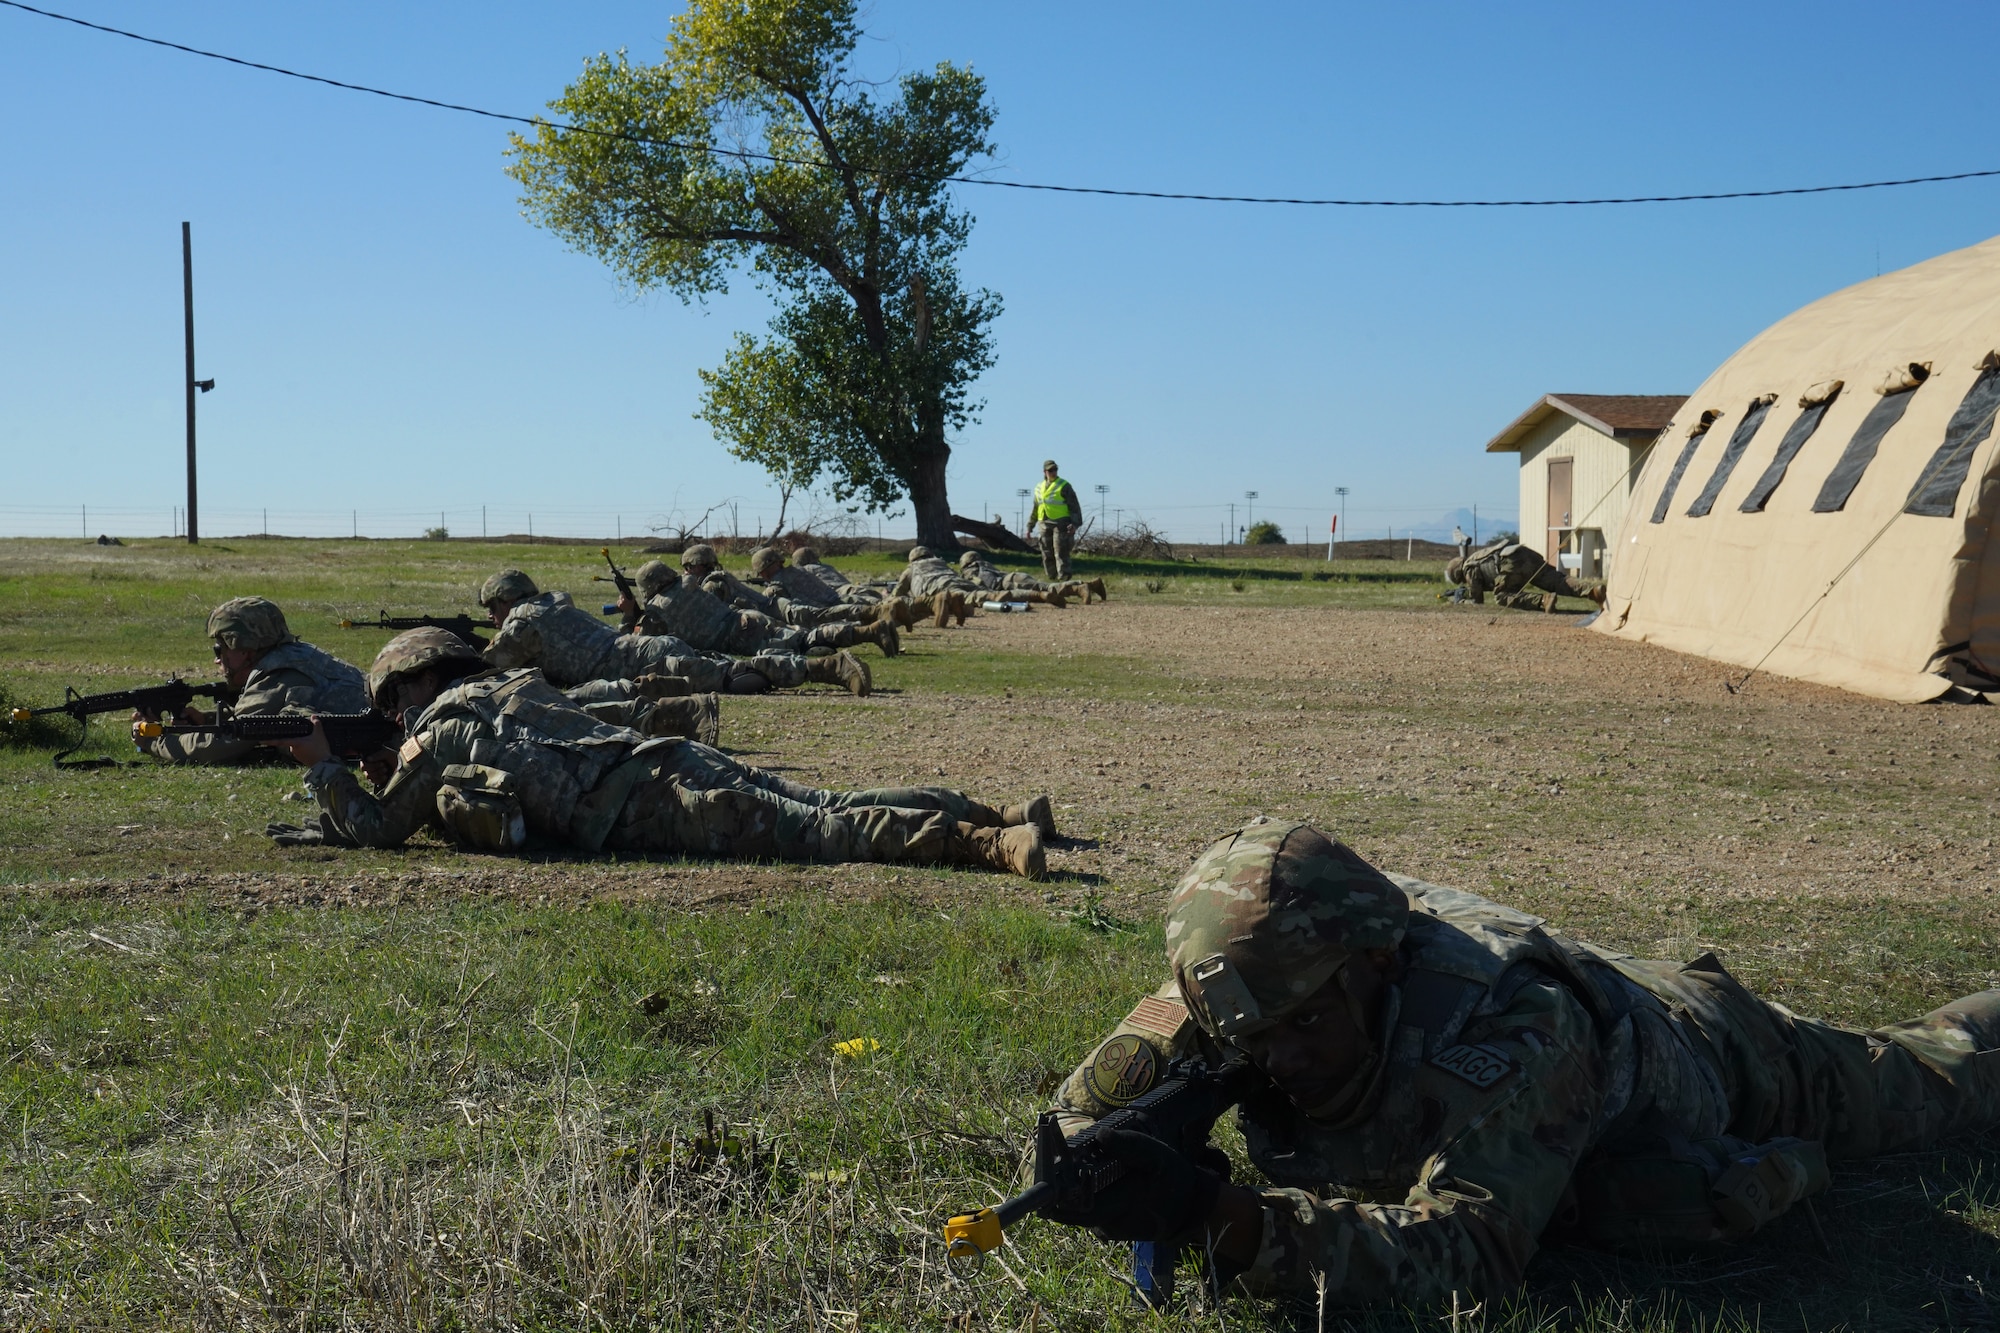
[1430,1043,1516,1090]
[1083,1033,1164,1107]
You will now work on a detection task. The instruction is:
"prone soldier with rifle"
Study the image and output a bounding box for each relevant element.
[8,676,236,768]
[947,818,2000,1311]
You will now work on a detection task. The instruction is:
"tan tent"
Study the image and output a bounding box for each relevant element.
[1594,233,2000,702]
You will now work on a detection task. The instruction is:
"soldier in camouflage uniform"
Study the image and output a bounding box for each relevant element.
[1446,540,1604,609]
[620,561,901,659]
[746,546,920,629]
[266,628,1054,876]
[889,547,982,628]
[1041,819,2000,1309]
[129,597,373,765]
[479,569,871,697]
[957,550,1107,606]
[791,547,896,606]
[678,545,884,633]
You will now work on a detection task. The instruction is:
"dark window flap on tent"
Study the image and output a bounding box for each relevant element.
[1686,396,1776,517]
[1813,386,1919,513]
[1904,364,2000,517]
[1651,429,1711,523]
[1740,394,1838,512]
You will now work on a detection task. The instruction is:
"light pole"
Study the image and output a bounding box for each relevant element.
[1335,487,1349,556]
[1016,487,1031,532]
[1244,491,1259,541]
[1094,484,1109,529]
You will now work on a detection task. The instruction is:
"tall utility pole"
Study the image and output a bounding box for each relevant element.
[1094,483,1109,528]
[1335,487,1350,555]
[181,222,215,544]
[1244,490,1259,539]
[182,223,199,544]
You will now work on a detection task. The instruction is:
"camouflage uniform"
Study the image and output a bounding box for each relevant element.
[484,588,813,695]
[146,597,372,765]
[299,653,1039,874]
[1053,820,2000,1308]
[1447,541,1602,608]
[958,551,1100,604]
[792,548,893,604]
[632,561,887,656]
[744,547,885,625]
[683,546,868,631]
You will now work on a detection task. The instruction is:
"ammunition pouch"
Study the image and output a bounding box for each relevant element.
[1567,1132,1829,1249]
[436,763,527,852]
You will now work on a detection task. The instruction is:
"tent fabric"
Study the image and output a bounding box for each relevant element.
[1594,232,2000,703]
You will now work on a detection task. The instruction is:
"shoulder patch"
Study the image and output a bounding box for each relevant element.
[1124,994,1190,1041]
[1430,1042,1516,1090]
[1083,1033,1164,1108]
[398,736,425,763]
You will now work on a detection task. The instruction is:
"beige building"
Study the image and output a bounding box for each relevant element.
[1484,394,1685,578]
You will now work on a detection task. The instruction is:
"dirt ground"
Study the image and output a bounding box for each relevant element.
[34,595,2000,1019]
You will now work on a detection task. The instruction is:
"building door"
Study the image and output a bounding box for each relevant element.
[1546,457,1573,563]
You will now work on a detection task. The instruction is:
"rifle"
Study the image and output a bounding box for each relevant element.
[337,613,489,649]
[593,548,639,628]
[943,1057,1258,1305]
[9,677,237,768]
[138,708,403,760]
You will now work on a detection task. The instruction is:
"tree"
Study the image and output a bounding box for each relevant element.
[506,0,1000,550]
[1245,520,1287,545]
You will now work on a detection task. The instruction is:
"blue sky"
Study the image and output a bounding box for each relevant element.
[5,1,2000,543]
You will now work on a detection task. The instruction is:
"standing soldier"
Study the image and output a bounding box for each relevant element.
[1026,459,1082,582]
[1029,819,2000,1308]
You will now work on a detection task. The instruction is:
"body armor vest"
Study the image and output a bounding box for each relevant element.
[414,669,664,845]
[501,593,626,686]
[640,583,737,649]
[1238,876,1620,1198]
[249,640,371,714]
[904,557,973,597]
[768,566,838,608]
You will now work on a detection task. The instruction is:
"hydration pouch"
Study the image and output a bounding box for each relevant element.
[1569,1133,1828,1248]
[436,764,527,852]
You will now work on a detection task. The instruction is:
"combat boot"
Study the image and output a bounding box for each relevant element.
[865,620,902,657]
[632,672,694,698]
[1040,588,1068,609]
[951,591,972,626]
[638,692,721,745]
[876,596,920,630]
[952,821,1046,879]
[932,592,953,629]
[806,649,871,696]
[1086,577,1108,603]
[1000,795,1058,839]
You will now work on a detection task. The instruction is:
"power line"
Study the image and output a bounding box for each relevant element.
[7,0,2000,209]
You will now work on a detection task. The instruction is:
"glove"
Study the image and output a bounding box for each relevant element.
[265,814,353,848]
[1043,1130,1223,1243]
[265,821,324,847]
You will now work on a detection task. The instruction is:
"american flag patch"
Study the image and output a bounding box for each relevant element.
[1125,995,1190,1040]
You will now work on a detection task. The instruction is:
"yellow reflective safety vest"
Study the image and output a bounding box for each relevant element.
[1034,477,1074,522]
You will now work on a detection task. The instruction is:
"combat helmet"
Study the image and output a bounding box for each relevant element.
[1444,557,1467,586]
[907,545,932,562]
[681,543,718,572]
[1166,820,1408,1041]
[636,560,678,599]
[748,546,786,578]
[479,569,538,608]
[206,597,294,653]
[956,550,983,569]
[792,545,821,565]
[367,627,487,711]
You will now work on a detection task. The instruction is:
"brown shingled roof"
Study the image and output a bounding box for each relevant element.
[1485,393,1687,452]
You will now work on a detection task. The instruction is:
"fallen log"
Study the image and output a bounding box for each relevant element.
[950,513,1036,553]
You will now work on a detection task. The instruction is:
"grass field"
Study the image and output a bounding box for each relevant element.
[4,536,1999,1330]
